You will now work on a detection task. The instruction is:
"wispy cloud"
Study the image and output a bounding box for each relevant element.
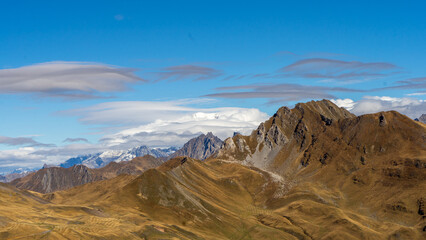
[153,64,223,81]
[0,61,146,99]
[278,58,398,82]
[114,14,124,21]
[63,137,89,143]
[205,83,365,104]
[0,136,55,147]
[374,77,426,91]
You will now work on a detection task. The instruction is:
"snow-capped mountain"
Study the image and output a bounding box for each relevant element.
[0,167,36,183]
[59,145,178,169]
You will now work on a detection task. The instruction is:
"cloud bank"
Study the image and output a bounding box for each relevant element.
[64,99,269,147]
[332,96,425,118]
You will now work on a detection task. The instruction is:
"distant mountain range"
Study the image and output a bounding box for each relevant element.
[7,133,224,191]
[0,133,223,182]
[11,155,164,193]
[0,167,36,183]
[59,145,178,169]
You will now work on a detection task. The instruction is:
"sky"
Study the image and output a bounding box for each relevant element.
[0,0,425,171]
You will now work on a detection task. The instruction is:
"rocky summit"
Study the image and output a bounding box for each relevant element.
[415,114,426,124]
[169,132,223,160]
[1,100,425,239]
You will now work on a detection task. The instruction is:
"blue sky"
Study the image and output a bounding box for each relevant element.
[0,1,425,170]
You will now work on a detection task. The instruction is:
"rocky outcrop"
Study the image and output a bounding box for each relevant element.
[169,132,223,160]
[415,114,426,124]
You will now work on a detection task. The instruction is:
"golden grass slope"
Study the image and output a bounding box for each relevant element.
[0,157,424,239]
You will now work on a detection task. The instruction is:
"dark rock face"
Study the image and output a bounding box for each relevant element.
[169,132,223,160]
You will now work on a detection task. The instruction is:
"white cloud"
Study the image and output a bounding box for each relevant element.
[102,107,268,147]
[61,99,268,129]
[407,92,426,96]
[0,61,145,99]
[0,143,105,170]
[332,96,425,118]
[330,98,355,110]
[64,99,269,147]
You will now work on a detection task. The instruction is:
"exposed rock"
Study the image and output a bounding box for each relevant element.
[414,114,426,124]
[418,198,425,216]
[169,132,223,160]
[379,114,387,127]
[321,114,333,126]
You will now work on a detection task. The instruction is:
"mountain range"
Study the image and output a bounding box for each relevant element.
[10,133,224,193]
[11,155,164,193]
[1,100,425,239]
[59,145,178,168]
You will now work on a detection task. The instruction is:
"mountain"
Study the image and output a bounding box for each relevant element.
[60,145,177,168]
[168,132,223,160]
[0,168,36,183]
[415,114,426,124]
[11,155,164,193]
[1,100,425,239]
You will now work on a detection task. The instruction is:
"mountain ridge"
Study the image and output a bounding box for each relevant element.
[11,155,164,193]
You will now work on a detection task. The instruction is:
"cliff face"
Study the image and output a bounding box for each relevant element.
[169,132,223,160]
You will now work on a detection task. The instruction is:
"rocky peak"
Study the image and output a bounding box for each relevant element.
[295,99,355,120]
[414,114,426,124]
[169,132,223,160]
[216,100,357,168]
